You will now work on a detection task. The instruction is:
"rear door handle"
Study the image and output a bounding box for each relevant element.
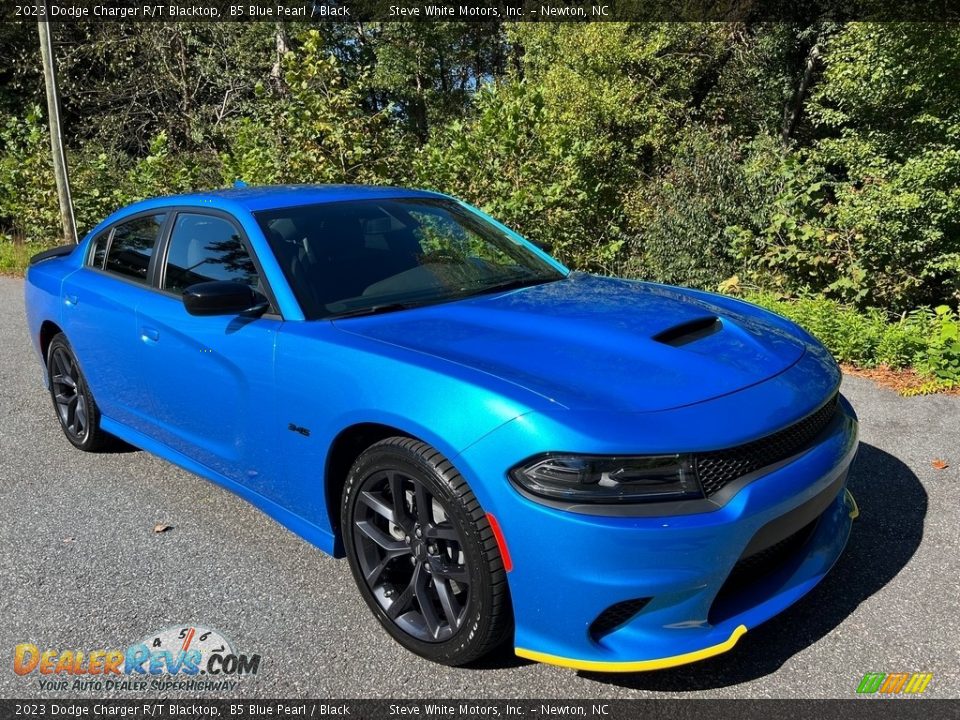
[141,326,159,342]
[64,294,79,306]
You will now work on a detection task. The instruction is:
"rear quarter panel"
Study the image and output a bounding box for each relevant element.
[24,254,76,381]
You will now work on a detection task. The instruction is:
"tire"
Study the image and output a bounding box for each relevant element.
[46,333,110,452]
[342,437,512,666]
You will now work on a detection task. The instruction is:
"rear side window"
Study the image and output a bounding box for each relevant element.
[162,213,259,294]
[105,214,166,283]
[88,229,110,269]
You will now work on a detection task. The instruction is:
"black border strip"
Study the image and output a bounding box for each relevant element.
[11,0,960,23]
[2,699,956,720]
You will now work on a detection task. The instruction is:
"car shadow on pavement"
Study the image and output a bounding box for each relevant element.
[100,437,139,454]
[576,442,927,690]
[471,642,533,670]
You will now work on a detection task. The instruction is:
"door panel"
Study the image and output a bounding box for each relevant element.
[61,214,167,434]
[134,292,279,483]
[61,268,153,433]
[133,210,281,484]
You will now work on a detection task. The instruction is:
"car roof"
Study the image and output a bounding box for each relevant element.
[111,184,449,219]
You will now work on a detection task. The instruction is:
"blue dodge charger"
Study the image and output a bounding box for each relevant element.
[24,185,859,671]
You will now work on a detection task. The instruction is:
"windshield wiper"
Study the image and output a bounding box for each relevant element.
[327,303,416,319]
[458,274,560,298]
[328,275,562,319]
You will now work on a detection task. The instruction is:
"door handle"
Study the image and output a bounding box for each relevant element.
[141,326,160,342]
[64,294,79,306]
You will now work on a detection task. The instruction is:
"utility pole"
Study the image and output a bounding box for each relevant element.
[36,1,77,245]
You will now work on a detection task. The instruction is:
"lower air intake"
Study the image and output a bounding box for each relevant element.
[589,597,652,642]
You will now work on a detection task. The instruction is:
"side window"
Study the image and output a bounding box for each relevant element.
[88,229,110,269]
[105,214,166,283]
[163,214,259,294]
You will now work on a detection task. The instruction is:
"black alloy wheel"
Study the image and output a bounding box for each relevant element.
[352,467,470,641]
[46,334,109,452]
[342,437,512,665]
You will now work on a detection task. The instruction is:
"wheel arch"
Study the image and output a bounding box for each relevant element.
[39,320,64,366]
[324,422,416,554]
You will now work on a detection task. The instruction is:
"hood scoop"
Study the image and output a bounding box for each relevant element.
[652,316,722,347]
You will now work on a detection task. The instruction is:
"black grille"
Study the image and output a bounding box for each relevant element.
[589,597,651,641]
[696,394,839,497]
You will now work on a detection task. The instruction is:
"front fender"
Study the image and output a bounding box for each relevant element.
[269,321,534,548]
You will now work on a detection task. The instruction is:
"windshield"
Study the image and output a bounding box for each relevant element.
[255,198,565,319]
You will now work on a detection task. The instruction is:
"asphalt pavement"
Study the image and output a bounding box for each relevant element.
[1,274,957,699]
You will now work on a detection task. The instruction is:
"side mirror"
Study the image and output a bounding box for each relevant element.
[182,281,267,317]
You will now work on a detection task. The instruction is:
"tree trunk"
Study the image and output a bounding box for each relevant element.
[782,44,821,143]
[270,22,289,93]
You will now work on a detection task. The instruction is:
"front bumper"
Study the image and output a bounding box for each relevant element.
[457,396,859,671]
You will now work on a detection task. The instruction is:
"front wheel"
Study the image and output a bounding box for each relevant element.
[341,437,512,665]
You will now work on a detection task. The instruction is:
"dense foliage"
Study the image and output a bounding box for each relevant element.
[1,21,958,387]
[743,292,960,390]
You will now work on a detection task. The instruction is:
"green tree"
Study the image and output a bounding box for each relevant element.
[223,31,399,186]
[414,81,613,269]
[730,24,960,310]
[361,22,507,142]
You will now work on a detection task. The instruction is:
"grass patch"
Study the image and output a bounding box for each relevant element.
[0,237,51,275]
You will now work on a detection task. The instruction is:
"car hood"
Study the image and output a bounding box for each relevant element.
[334,274,809,412]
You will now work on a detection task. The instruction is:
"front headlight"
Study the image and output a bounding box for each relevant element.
[508,454,703,504]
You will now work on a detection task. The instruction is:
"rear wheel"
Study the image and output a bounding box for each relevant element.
[46,334,110,452]
[342,437,512,665]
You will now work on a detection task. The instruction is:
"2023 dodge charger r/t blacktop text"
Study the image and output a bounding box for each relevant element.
[25,186,859,671]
